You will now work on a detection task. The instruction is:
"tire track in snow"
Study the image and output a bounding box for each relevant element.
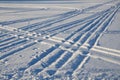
[0,41,36,60]
[72,6,120,77]
[16,7,115,79]
[37,11,111,76]
[36,7,114,39]
[1,5,105,59]
[0,10,75,26]
[27,10,84,33]
[1,0,117,79]
[20,10,80,31]
[0,3,114,63]
[47,8,113,77]
[10,11,104,80]
[36,5,119,79]
[19,0,113,33]
[89,46,120,65]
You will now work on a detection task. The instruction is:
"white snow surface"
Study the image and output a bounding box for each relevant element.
[0,0,120,80]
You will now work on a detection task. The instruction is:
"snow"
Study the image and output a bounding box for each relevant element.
[97,10,120,50]
[98,34,120,50]
[75,57,120,80]
[0,0,120,80]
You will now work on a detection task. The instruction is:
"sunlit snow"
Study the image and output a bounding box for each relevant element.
[0,0,120,79]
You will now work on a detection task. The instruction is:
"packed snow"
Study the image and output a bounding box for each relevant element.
[0,0,120,80]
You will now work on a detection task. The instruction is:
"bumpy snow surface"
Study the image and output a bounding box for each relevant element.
[0,0,120,80]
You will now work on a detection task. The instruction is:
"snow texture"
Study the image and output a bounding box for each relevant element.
[0,0,120,80]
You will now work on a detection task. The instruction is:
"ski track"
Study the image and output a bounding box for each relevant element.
[0,1,120,80]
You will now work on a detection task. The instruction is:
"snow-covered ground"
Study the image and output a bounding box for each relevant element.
[0,0,120,80]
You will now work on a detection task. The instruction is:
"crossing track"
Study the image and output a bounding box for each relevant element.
[0,0,120,80]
